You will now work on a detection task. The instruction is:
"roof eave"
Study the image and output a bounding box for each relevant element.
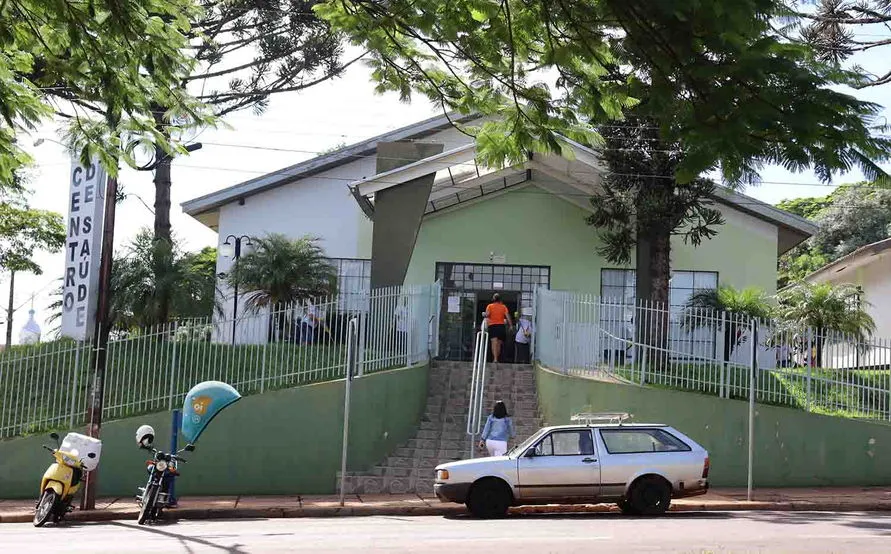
[181,112,479,218]
[804,237,891,283]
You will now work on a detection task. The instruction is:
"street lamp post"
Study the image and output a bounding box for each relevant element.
[221,235,252,345]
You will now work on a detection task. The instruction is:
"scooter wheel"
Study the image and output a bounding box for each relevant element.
[33,490,57,527]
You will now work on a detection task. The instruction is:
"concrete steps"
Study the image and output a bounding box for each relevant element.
[338,361,541,495]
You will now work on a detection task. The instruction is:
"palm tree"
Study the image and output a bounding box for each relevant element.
[226,234,337,340]
[47,230,221,336]
[111,231,222,330]
[683,285,772,362]
[775,282,875,367]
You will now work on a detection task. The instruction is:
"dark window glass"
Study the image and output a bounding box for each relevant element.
[599,429,691,454]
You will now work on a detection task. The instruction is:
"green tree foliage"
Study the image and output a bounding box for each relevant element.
[148,0,345,250]
[777,184,891,287]
[776,195,833,220]
[110,230,220,330]
[684,286,774,319]
[226,234,337,311]
[182,246,220,319]
[46,231,220,333]
[319,0,889,186]
[682,285,773,360]
[796,0,891,87]
[0,172,64,274]
[586,116,724,306]
[0,0,211,181]
[776,281,875,366]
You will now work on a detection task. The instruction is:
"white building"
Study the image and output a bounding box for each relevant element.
[182,113,815,359]
[804,238,891,367]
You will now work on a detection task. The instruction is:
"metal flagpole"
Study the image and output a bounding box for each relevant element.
[340,318,359,507]
[747,319,757,502]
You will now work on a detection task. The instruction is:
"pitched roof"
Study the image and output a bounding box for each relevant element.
[181,112,472,219]
[182,113,817,253]
[804,237,891,283]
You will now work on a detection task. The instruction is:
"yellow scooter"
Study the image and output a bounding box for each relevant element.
[34,432,101,527]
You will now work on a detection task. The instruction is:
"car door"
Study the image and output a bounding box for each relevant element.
[516,429,600,502]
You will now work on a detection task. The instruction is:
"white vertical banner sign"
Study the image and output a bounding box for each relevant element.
[61,156,107,341]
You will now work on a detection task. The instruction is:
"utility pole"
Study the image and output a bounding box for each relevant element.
[79,140,199,510]
[4,270,14,348]
[81,175,119,511]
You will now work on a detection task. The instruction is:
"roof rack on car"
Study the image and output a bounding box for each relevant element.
[571,412,632,425]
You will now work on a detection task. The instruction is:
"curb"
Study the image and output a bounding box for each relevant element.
[4,501,891,524]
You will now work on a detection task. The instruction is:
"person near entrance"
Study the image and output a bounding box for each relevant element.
[484,293,513,363]
[478,401,514,456]
[515,308,533,364]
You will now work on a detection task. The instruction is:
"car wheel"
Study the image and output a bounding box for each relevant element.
[617,498,639,516]
[629,476,671,516]
[467,479,511,519]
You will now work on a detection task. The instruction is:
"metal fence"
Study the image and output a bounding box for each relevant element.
[534,288,891,421]
[0,283,441,439]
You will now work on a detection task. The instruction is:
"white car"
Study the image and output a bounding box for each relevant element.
[434,415,709,518]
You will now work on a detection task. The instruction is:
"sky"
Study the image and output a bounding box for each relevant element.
[2,33,890,343]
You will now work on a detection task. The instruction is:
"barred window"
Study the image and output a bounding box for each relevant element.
[599,269,718,359]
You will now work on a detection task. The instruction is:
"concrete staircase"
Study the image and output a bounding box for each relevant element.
[338,361,541,495]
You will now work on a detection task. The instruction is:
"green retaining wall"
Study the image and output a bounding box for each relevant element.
[0,364,428,499]
[536,365,891,487]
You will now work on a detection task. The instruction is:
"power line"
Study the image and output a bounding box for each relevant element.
[175,149,886,190]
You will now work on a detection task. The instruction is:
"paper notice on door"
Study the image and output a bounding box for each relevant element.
[493,282,504,289]
[447,295,461,313]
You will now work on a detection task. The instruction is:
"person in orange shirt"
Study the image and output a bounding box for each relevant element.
[485,293,513,363]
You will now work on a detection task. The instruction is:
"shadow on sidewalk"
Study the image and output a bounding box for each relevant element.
[741,510,891,534]
[107,520,250,553]
[444,511,732,521]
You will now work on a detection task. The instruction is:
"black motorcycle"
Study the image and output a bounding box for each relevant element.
[134,424,194,524]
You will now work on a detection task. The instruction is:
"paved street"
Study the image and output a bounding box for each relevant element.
[2,511,891,553]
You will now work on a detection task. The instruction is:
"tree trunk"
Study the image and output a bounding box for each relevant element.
[153,146,172,245]
[635,219,671,371]
[152,108,173,324]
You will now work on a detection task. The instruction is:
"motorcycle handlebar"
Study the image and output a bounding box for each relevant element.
[151,449,187,463]
[42,445,54,453]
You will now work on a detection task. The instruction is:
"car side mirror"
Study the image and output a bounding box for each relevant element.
[525,449,536,458]
[185,444,195,452]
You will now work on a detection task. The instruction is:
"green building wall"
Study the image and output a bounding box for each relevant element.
[537,365,891,487]
[0,364,427,499]
[404,185,779,294]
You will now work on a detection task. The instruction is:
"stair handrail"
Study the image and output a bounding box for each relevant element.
[466,318,489,458]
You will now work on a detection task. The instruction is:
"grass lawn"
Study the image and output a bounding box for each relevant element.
[607,361,891,421]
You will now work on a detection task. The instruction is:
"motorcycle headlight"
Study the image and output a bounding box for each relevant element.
[155,460,168,472]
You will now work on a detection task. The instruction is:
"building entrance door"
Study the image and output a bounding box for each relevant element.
[435,262,550,362]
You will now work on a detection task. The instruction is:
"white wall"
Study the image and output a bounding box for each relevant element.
[211,124,474,342]
[820,253,891,341]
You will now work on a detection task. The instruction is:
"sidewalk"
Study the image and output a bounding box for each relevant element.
[3,488,891,524]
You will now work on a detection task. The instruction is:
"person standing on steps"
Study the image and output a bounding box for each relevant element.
[515,308,534,364]
[484,293,513,364]
[478,401,514,457]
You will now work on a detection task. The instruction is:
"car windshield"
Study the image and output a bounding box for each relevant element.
[507,428,549,457]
